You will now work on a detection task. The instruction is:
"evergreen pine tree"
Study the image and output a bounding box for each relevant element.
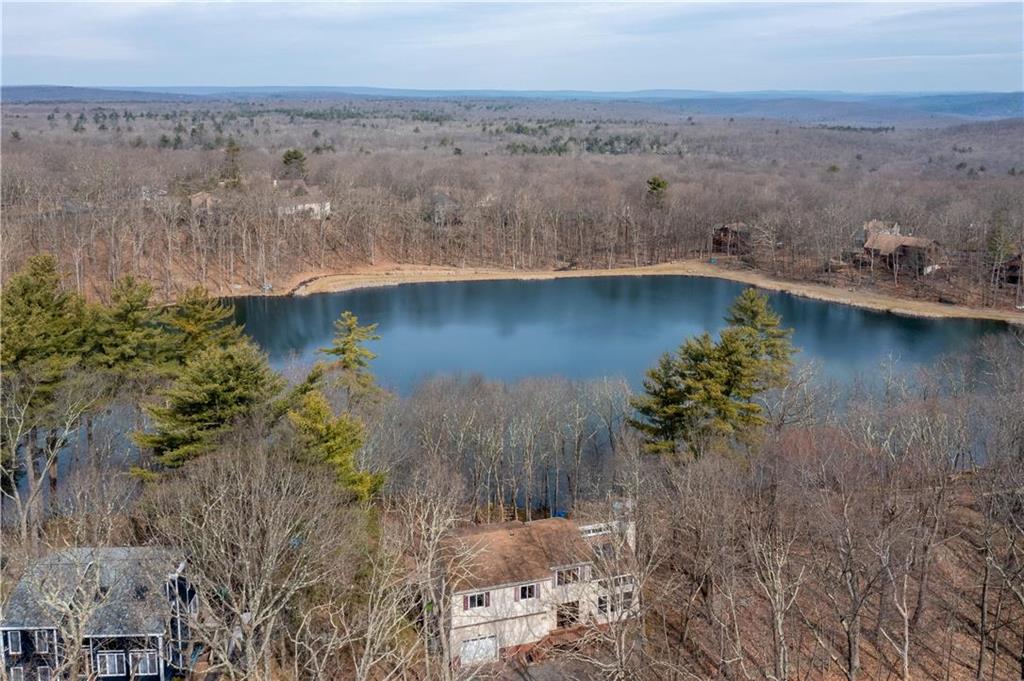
[222,137,242,186]
[724,288,795,389]
[92,276,170,379]
[281,148,307,179]
[162,286,242,364]
[630,289,795,457]
[319,311,381,403]
[713,327,765,431]
[1,256,85,475]
[134,340,284,467]
[287,390,382,501]
[628,351,688,455]
[1,255,84,378]
[646,175,668,204]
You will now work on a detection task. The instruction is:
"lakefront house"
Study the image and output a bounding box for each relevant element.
[272,179,332,219]
[0,548,197,681]
[445,514,638,666]
[860,219,943,276]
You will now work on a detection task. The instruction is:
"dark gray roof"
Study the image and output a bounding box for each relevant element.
[1,547,183,637]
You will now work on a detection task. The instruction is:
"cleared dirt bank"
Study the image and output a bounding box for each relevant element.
[283,261,1024,325]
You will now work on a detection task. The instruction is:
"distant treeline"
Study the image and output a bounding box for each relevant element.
[1,98,1021,309]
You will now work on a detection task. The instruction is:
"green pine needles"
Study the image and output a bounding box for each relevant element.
[135,340,285,467]
[629,288,796,458]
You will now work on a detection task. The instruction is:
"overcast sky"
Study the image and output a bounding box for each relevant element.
[2,1,1021,92]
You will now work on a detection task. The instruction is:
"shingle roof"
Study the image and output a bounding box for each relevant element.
[273,179,328,206]
[0,547,183,637]
[864,232,939,256]
[715,222,749,233]
[446,518,592,593]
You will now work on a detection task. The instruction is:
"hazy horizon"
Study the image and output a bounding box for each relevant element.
[3,2,1022,92]
[5,84,1021,96]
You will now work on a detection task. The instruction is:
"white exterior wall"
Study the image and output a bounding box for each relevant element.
[449,564,638,663]
[450,578,555,657]
[277,201,331,219]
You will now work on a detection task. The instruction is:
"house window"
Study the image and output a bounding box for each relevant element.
[599,591,634,615]
[580,523,612,537]
[598,574,635,590]
[464,592,490,609]
[34,630,49,653]
[9,667,23,681]
[556,567,581,585]
[518,584,537,600]
[6,631,21,655]
[130,650,160,676]
[95,652,127,677]
[38,667,51,681]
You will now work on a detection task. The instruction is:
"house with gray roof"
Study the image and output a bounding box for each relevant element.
[1,547,196,681]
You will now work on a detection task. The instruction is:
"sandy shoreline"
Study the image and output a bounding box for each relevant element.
[284,261,1024,325]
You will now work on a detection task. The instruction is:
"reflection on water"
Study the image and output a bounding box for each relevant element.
[232,276,1008,393]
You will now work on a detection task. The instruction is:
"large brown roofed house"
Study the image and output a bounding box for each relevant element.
[860,219,942,275]
[863,231,939,257]
[446,518,592,594]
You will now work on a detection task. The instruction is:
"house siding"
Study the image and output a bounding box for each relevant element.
[449,567,638,664]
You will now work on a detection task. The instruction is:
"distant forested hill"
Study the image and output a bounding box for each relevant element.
[1,85,200,103]
[3,85,1021,121]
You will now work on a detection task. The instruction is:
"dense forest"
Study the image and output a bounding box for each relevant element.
[3,250,1024,679]
[2,96,1022,308]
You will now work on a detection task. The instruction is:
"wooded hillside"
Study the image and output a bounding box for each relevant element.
[2,97,1021,308]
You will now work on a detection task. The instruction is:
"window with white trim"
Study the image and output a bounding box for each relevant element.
[37,667,51,681]
[598,574,635,590]
[130,650,160,676]
[580,523,612,537]
[6,631,22,655]
[9,667,23,681]
[34,630,49,653]
[466,592,489,609]
[95,651,126,677]
[599,590,633,614]
[518,584,537,600]
[555,567,581,585]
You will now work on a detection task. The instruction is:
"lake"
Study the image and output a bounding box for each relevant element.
[232,276,1009,392]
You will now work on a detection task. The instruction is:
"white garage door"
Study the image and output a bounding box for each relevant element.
[461,636,497,664]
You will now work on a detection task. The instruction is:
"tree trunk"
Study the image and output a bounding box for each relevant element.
[847,612,861,681]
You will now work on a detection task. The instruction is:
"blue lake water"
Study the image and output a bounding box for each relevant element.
[231,276,1010,392]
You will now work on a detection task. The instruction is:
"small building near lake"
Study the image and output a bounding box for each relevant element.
[712,223,751,256]
[1000,253,1022,286]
